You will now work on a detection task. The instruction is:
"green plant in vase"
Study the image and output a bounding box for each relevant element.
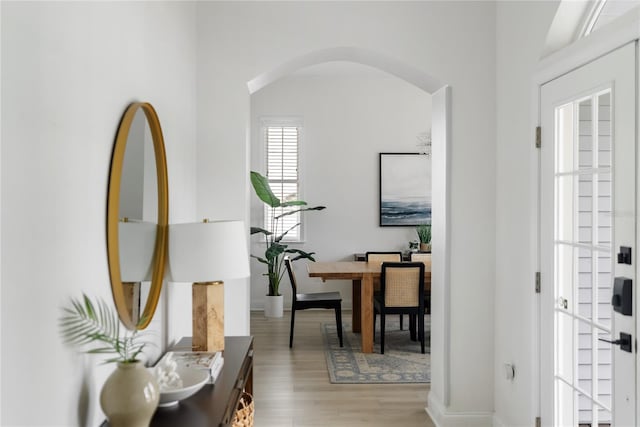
[250,171,326,298]
[59,294,148,363]
[59,294,159,427]
[416,223,432,252]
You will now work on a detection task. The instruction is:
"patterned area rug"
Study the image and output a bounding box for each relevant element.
[322,317,430,384]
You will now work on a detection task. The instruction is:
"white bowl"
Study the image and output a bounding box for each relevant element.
[152,366,210,407]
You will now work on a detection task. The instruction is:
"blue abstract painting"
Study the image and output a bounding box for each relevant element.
[380,153,431,226]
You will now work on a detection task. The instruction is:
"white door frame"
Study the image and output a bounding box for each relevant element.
[247,47,454,421]
[535,8,640,425]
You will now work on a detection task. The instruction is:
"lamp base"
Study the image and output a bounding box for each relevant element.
[122,282,141,324]
[192,281,224,352]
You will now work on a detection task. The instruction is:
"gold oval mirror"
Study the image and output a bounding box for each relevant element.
[107,102,169,330]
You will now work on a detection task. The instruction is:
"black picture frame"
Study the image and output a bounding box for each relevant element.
[379,153,431,227]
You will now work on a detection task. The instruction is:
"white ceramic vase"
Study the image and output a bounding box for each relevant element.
[100,360,159,427]
[264,294,284,318]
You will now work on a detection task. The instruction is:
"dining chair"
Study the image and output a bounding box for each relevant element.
[285,257,344,348]
[365,251,403,264]
[365,252,405,329]
[373,262,425,354]
[410,252,432,315]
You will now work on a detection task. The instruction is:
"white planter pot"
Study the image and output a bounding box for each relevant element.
[264,294,284,318]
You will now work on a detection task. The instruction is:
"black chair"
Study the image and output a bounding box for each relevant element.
[285,257,344,348]
[410,252,431,315]
[373,262,425,354]
[365,251,405,329]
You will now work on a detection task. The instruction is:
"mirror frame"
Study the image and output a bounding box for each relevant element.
[107,102,169,330]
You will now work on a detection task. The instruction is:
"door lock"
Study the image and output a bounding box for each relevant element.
[617,246,632,264]
[612,277,633,316]
[599,332,633,353]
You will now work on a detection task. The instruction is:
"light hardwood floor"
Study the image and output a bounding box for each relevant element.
[250,310,435,427]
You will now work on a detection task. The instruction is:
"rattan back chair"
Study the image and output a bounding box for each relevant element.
[410,252,432,315]
[365,251,405,328]
[365,251,402,264]
[373,262,425,354]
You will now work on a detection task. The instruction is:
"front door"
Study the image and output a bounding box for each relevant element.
[540,42,637,426]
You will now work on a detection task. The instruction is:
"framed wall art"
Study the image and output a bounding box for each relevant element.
[379,153,431,226]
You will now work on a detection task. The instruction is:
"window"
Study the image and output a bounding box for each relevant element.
[582,0,640,37]
[264,124,302,241]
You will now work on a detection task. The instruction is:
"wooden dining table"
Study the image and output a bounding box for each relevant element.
[307,261,431,353]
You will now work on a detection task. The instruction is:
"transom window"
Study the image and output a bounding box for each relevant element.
[582,0,640,37]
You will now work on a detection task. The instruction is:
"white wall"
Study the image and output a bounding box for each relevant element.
[196,1,497,418]
[1,2,197,425]
[249,72,432,310]
[0,1,4,423]
[494,2,558,426]
[0,1,560,424]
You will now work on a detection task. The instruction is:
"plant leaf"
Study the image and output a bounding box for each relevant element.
[250,255,269,264]
[83,294,96,319]
[250,171,281,208]
[275,222,301,242]
[284,248,317,262]
[265,243,286,262]
[250,226,272,236]
[274,205,326,220]
[280,200,307,207]
[59,294,144,363]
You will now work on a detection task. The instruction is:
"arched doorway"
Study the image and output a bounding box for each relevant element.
[247,46,453,412]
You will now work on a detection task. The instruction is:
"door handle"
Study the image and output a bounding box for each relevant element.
[599,332,633,353]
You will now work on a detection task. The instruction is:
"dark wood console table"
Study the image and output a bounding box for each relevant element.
[102,335,254,427]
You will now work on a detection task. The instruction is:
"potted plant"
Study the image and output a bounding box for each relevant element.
[250,171,326,317]
[59,294,159,427]
[416,224,432,252]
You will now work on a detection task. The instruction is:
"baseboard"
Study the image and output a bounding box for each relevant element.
[493,414,507,427]
[426,393,495,427]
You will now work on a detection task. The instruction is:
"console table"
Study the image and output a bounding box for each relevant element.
[353,252,429,261]
[102,335,254,427]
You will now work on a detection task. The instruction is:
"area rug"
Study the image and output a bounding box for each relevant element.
[322,317,430,384]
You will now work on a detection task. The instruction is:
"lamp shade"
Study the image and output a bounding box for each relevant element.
[168,220,250,282]
[118,221,157,282]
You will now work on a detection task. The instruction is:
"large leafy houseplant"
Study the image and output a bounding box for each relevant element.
[250,171,326,296]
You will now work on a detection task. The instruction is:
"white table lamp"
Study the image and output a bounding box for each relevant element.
[119,220,157,282]
[168,219,250,352]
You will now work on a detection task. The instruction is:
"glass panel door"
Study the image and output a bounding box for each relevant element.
[554,91,613,427]
[540,42,636,426]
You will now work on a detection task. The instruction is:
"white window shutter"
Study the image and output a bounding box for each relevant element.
[265,126,300,241]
